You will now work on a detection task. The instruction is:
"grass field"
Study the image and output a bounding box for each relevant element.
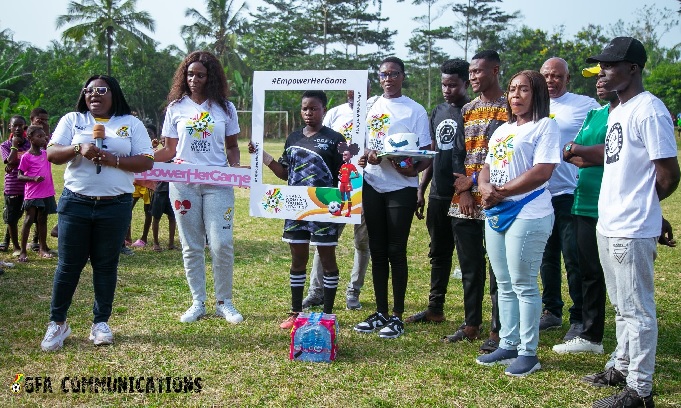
[1,140,680,407]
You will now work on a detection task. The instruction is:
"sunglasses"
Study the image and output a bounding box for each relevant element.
[378,71,402,80]
[83,86,109,96]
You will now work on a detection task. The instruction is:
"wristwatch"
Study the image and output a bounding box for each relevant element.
[73,144,81,155]
[564,143,574,153]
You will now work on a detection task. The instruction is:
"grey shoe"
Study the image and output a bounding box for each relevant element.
[346,289,362,310]
[302,293,324,309]
[562,322,583,341]
[539,310,562,331]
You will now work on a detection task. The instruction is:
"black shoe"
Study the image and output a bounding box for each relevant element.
[404,309,445,323]
[378,316,404,339]
[592,386,654,408]
[354,312,388,333]
[582,367,627,388]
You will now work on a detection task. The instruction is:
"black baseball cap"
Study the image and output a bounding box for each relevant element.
[586,37,647,68]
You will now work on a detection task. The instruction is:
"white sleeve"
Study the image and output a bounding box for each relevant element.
[129,117,154,157]
[534,119,561,165]
[224,102,241,137]
[50,113,76,146]
[161,104,178,139]
[640,114,677,160]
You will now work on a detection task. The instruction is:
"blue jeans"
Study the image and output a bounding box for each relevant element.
[540,194,582,323]
[50,188,132,323]
[486,214,553,356]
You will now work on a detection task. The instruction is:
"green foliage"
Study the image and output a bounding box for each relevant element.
[56,0,156,75]
[645,62,681,115]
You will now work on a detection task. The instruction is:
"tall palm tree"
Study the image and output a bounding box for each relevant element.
[56,0,155,75]
[181,0,247,68]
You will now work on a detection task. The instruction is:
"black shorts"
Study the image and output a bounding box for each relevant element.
[3,194,24,224]
[22,196,58,214]
[151,191,174,219]
[282,220,339,246]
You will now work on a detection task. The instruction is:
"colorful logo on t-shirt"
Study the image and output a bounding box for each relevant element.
[116,126,130,138]
[490,134,514,165]
[186,112,215,139]
[367,113,390,151]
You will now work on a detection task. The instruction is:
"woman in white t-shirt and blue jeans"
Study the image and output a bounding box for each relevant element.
[353,57,432,339]
[475,70,560,376]
[155,51,244,325]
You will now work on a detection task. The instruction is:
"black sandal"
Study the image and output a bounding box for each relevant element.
[479,337,499,354]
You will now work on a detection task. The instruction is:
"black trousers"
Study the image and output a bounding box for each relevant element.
[363,182,417,315]
[575,215,606,342]
[425,198,455,314]
[452,217,500,331]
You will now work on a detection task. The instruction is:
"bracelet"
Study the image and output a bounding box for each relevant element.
[472,171,478,186]
[231,162,240,167]
[116,156,120,168]
[10,146,18,151]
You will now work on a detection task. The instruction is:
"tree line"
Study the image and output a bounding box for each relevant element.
[0,0,679,138]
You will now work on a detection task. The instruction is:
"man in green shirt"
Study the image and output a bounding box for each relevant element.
[552,65,618,354]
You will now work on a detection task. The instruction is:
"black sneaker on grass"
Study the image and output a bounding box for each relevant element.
[582,366,627,388]
[378,316,404,339]
[592,385,654,408]
[354,312,388,333]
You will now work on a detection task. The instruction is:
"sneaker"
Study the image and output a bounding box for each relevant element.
[120,246,134,256]
[180,302,206,323]
[592,385,654,408]
[280,313,299,330]
[41,321,71,351]
[553,336,604,354]
[89,322,114,346]
[346,290,362,310]
[582,367,627,388]
[476,347,518,366]
[505,355,541,377]
[301,293,324,309]
[404,309,445,323]
[130,239,146,248]
[378,316,405,339]
[563,322,583,341]
[216,300,243,324]
[539,310,562,331]
[0,260,15,268]
[31,243,40,252]
[354,312,389,333]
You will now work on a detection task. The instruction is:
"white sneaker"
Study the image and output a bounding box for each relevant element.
[552,336,604,354]
[41,321,71,351]
[89,322,114,346]
[180,302,206,323]
[215,300,243,324]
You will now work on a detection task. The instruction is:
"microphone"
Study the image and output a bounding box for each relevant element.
[93,124,105,174]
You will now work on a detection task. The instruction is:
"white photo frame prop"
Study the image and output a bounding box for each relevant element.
[249,70,368,225]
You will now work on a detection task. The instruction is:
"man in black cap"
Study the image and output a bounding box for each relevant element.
[581,37,680,408]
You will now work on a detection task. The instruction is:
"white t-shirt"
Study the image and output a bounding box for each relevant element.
[486,117,561,219]
[548,92,601,196]
[51,112,154,196]
[323,102,353,140]
[162,96,240,166]
[597,91,678,238]
[364,95,430,193]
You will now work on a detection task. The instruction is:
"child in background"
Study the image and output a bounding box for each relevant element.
[16,126,57,261]
[151,136,177,251]
[30,107,56,244]
[127,125,158,248]
[1,115,30,255]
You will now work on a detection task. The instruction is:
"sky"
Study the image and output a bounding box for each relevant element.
[1,0,680,59]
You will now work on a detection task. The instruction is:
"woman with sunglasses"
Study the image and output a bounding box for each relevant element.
[353,57,431,339]
[41,75,154,351]
[154,51,244,325]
